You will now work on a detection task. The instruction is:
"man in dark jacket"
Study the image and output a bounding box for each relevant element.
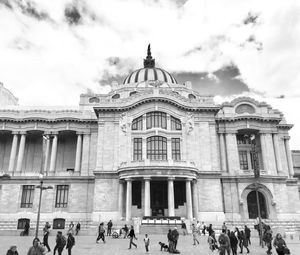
[75,222,81,235]
[244,225,251,245]
[43,222,51,252]
[128,225,137,249]
[66,233,75,255]
[107,220,113,236]
[96,222,106,243]
[53,231,66,255]
[171,227,179,250]
[23,221,30,236]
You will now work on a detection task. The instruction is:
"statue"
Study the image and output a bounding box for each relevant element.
[147,44,151,57]
[186,112,194,135]
[120,112,128,134]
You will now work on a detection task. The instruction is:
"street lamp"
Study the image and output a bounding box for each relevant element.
[35,174,53,238]
[249,134,264,248]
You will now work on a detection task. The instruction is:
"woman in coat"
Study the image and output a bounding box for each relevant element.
[230,231,238,255]
[27,238,46,255]
[66,233,75,255]
[273,233,287,255]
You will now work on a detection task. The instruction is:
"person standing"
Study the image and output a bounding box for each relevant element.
[68,221,74,235]
[207,231,218,252]
[191,224,199,245]
[122,224,129,238]
[167,229,173,252]
[207,224,214,236]
[23,221,30,236]
[181,220,187,236]
[128,225,137,249]
[201,221,207,235]
[107,220,113,236]
[273,233,287,255]
[244,226,251,245]
[66,232,75,255]
[218,231,231,255]
[263,226,273,255]
[172,227,179,250]
[43,222,51,252]
[75,222,81,236]
[222,222,227,233]
[27,238,46,255]
[229,231,238,255]
[96,222,106,243]
[143,233,150,252]
[6,245,19,255]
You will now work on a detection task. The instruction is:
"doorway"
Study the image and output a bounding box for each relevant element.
[150,181,167,216]
[247,190,268,219]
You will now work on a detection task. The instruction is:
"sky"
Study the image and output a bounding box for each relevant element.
[0,0,299,149]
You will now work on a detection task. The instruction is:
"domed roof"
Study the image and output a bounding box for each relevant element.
[123,44,178,85]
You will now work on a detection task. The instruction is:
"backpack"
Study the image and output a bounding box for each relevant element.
[219,234,227,245]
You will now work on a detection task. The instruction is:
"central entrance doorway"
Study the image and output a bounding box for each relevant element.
[151,181,167,216]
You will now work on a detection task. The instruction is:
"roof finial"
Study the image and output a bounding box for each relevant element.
[144,43,155,68]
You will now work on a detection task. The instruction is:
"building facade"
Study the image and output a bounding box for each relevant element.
[0,50,299,232]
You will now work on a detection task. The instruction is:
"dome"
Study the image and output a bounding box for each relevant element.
[123,44,177,85]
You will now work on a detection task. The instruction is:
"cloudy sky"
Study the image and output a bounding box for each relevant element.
[0,0,299,148]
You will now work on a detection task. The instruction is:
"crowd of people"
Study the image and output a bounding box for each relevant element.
[5,220,291,255]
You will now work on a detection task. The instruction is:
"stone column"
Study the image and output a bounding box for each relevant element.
[185,178,193,219]
[118,180,124,219]
[225,133,239,173]
[272,133,283,174]
[43,134,51,174]
[49,133,58,172]
[81,133,90,176]
[167,114,171,130]
[144,178,151,217]
[74,133,83,172]
[192,180,199,220]
[167,137,172,161]
[15,132,26,172]
[219,133,227,172]
[142,137,147,160]
[168,177,175,217]
[8,132,19,173]
[125,178,132,221]
[260,133,268,171]
[284,138,294,177]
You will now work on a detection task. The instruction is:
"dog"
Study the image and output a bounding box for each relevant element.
[159,242,169,251]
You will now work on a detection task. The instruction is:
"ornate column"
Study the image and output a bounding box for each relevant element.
[185,178,193,219]
[272,133,283,174]
[144,178,151,217]
[118,180,124,219]
[43,134,51,174]
[168,177,175,217]
[260,133,268,171]
[49,133,58,172]
[8,132,19,173]
[15,132,26,172]
[284,137,294,177]
[125,178,132,221]
[192,180,199,219]
[74,133,83,172]
[219,133,227,172]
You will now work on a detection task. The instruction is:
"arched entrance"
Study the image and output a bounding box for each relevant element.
[247,190,268,219]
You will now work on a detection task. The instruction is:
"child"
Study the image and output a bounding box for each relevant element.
[144,233,150,252]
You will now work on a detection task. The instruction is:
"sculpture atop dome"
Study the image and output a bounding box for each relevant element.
[143,44,155,68]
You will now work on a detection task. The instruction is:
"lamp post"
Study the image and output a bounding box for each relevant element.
[250,134,264,248]
[35,174,53,238]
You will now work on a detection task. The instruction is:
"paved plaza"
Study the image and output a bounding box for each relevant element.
[0,234,299,255]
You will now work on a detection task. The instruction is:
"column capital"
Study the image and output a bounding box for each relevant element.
[76,132,84,135]
[19,131,27,135]
[125,178,132,182]
[283,136,290,140]
[119,179,125,184]
[43,132,52,136]
[12,131,19,135]
[185,178,193,182]
[51,131,59,135]
[143,177,151,181]
[168,177,175,181]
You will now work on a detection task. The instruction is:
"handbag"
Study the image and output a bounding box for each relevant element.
[283,247,290,255]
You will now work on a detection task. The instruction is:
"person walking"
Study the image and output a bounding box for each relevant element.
[222,222,227,233]
[201,222,207,235]
[107,220,113,236]
[207,224,214,236]
[234,227,242,253]
[6,245,18,255]
[230,231,238,255]
[263,225,273,255]
[196,221,201,235]
[23,221,30,236]
[43,222,51,252]
[53,231,66,255]
[218,231,230,255]
[240,230,249,253]
[96,222,106,243]
[208,231,218,253]
[172,227,179,250]
[75,222,81,236]
[181,220,187,236]
[122,224,129,238]
[128,225,137,249]
[273,233,288,255]
[191,224,199,245]
[66,232,75,255]
[244,226,251,245]
[143,233,150,252]
[68,221,74,235]
[167,229,173,252]
[27,238,46,255]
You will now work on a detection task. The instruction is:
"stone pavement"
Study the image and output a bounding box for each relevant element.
[0,234,299,255]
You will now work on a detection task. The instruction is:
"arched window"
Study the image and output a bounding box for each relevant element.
[146,112,167,129]
[247,190,268,219]
[112,94,120,99]
[147,136,167,160]
[171,116,182,130]
[89,97,100,103]
[188,94,196,99]
[132,116,143,130]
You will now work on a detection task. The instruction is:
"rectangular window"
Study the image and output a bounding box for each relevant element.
[171,117,182,130]
[55,185,69,208]
[133,138,143,161]
[132,116,143,130]
[172,138,181,160]
[21,185,35,208]
[239,151,248,170]
[146,112,167,129]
